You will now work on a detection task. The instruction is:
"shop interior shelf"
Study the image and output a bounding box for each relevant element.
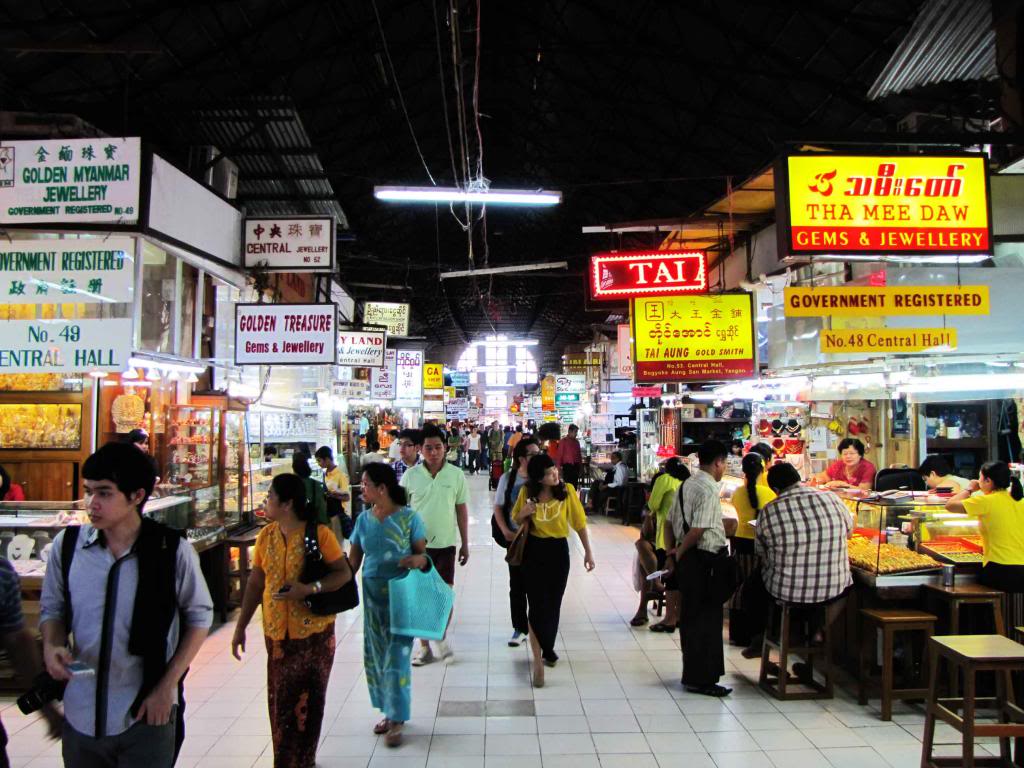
[926,438,988,449]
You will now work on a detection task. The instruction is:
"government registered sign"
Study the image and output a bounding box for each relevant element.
[0,238,134,304]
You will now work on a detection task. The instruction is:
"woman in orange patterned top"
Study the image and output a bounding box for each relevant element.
[231,474,352,768]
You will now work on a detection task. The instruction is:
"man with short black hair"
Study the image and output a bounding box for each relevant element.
[315,446,351,540]
[41,443,212,768]
[665,439,736,697]
[392,429,423,483]
[590,451,628,514]
[555,425,583,488]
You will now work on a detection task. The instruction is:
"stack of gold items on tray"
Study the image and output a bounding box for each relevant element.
[848,533,941,574]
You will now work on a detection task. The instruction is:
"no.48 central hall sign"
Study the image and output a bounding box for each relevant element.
[589,251,707,301]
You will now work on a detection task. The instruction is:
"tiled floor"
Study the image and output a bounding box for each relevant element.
[4,474,986,768]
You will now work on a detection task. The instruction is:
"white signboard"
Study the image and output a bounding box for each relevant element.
[243,216,334,271]
[446,397,469,419]
[0,318,132,373]
[235,303,337,365]
[0,137,141,225]
[394,349,423,408]
[0,238,134,304]
[337,328,386,368]
[364,301,410,337]
[555,373,586,394]
[371,349,397,400]
[332,379,369,399]
[616,323,633,377]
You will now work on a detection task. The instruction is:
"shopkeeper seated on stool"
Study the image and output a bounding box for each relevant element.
[945,461,1024,602]
[812,438,876,491]
[918,455,972,494]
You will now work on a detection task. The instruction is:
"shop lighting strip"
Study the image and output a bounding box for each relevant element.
[440,263,567,280]
[128,355,205,375]
[375,186,562,206]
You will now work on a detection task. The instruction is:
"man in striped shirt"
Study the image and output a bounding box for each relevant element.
[391,428,423,483]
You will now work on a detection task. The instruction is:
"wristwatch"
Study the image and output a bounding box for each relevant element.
[314,581,323,594]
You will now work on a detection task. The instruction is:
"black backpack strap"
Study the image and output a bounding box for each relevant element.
[676,484,690,535]
[502,471,517,522]
[61,526,80,631]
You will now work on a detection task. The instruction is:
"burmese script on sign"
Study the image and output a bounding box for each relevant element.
[785,155,990,253]
[784,286,989,317]
[364,301,411,337]
[235,303,337,365]
[820,328,957,354]
[632,294,755,383]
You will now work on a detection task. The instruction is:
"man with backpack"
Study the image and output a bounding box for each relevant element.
[491,438,541,647]
[40,442,213,767]
[315,446,352,540]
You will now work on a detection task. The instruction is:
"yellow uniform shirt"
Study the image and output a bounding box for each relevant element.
[512,483,588,539]
[323,465,349,497]
[963,490,1024,566]
[253,522,344,640]
[731,480,777,541]
[647,473,682,550]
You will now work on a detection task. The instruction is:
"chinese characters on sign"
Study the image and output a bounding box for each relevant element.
[0,238,134,303]
[243,216,335,271]
[394,349,424,408]
[590,251,708,300]
[781,154,991,255]
[0,138,141,225]
[370,349,398,400]
[363,301,410,337]
[632,293,755,383]
[234,303,338,365]
[337,328,387,368]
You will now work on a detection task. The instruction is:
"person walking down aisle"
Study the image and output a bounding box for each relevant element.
[401,425,470,666]
[664,440,737,697]
[492,438,542,647]
[391,428,423,482]
[487,421,505,469]
[555,424,584,488]
[292,451,328,525]
[349,463,429,748]
[512,454,596,687]
[231,474,353,768]
[315,446,351,542]
[467,427,482,474]
[41,442,212,768]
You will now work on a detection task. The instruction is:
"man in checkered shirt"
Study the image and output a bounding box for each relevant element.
[756,463,853,606]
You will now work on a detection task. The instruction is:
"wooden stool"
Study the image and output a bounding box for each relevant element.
[921,635,1024,768]
[858,608,936,720]
[759,600,838,700]
[926,584,1007,693]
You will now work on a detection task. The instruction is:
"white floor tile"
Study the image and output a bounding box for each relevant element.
[592,733,652,754]
[710,751,775,768]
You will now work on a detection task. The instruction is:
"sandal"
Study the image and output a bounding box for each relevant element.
[630,615,648,626]
[650,623,676,633]
[374,718,391,735]
[385,723,404,747]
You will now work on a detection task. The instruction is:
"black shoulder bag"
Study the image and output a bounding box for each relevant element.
[491,471,518,548]
[300,521,359,615]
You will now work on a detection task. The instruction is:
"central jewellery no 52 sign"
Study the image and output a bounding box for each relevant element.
[590,251,707,301]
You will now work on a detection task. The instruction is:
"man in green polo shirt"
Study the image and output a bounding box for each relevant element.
[400,424,470,665]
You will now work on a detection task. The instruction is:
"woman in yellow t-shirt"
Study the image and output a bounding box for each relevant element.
[728,452,776,652]
[946,461,1024,599]
[641,458,689,632]
[231,474,353,768]
[513,453,595,687]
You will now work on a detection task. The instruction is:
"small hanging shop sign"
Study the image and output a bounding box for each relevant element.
[0,238,134,303]
[819,328,958,353]
[243,216,335,271]
[783,286,990,317]
[337,327,387,368]
[590,251,707,300]
[234,303,338,365]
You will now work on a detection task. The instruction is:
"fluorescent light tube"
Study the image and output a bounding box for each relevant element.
[375,186,561,206]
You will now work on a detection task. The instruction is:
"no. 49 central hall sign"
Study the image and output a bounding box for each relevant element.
[589,251,707,301]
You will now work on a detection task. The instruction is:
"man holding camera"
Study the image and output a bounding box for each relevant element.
[39,442,212,768]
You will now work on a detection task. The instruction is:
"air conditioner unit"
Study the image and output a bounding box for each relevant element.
[188,145,239,200]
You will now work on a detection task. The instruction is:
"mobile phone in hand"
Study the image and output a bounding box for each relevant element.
[66,661,94,677]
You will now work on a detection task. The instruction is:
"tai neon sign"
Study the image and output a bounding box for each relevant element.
[589,251,707,301]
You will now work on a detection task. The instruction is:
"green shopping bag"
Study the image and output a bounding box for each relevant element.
[388,556,454,640]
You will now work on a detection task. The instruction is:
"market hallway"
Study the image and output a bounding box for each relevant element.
[3,474,987,768]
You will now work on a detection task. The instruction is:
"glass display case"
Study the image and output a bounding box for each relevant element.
[840,491,944,586]
[165,404,220,489]
[636,408,661,483]
[0,403,82,449]
[222,410,251,528]
[915,512,984,568]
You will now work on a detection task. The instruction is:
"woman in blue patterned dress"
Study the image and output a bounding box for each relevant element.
[348,462,428,748]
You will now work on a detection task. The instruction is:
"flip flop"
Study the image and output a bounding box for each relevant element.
[374,719,391,735]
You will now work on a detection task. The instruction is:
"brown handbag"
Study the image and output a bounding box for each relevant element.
[505,518,531,566]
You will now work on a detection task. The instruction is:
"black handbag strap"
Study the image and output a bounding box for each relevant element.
[676,484,690,535]
[304,520,324,563]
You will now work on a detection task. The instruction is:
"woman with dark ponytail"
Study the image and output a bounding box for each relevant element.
[231,473,351,768]
[727,452,776,649]
[946,461,1024,617]
[348,462,429,747]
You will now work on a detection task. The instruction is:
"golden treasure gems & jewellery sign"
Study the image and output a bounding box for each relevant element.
[783,286,990,317]
[778,154,991,255]
[632,293,755,383]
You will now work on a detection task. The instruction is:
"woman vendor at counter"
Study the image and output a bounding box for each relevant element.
[945,461,1024,593]
[919,455,971,493]
[812,438,876,491]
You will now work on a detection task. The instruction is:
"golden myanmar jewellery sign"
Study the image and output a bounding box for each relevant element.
[780,154,991,255]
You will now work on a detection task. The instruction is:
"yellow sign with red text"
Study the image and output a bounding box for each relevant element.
[820,328,957,354]
[423,363,443,390]
[784,286,989,317]
[785,155,990,253]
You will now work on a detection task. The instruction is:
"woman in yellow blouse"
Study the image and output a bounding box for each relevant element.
[231,474,352,768]
[728,452,776,654]
[945,461,1024,597]
[513,453,595,687]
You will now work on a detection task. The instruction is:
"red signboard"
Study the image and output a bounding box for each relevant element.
[590,251,708,301]
[631,386,662,398]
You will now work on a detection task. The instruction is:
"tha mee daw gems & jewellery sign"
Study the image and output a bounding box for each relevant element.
[632,293,755,383]
[0,238,134,303]
[234,303,338,365]
[243,216,335,271]
[0,137,141,225]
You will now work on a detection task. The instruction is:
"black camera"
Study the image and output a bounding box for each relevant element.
[16,672,66,715]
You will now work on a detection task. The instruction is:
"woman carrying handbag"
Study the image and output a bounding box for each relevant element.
[512,454,596,687]
[348,462,429,747]
[231,474,352,768]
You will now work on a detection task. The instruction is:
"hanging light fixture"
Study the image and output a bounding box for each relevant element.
[374,185,561,206]
[186,373,199,384]
[145,368,161,382]
[122,367,139,380]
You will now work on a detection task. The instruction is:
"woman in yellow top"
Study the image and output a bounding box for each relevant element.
[513,453,595,687]
[639,458,689,632]
[945,461,1024,598]
[728,452,776,653]
[231,474,352,768]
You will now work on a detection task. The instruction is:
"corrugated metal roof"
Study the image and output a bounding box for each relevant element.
[868,0,997,100]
